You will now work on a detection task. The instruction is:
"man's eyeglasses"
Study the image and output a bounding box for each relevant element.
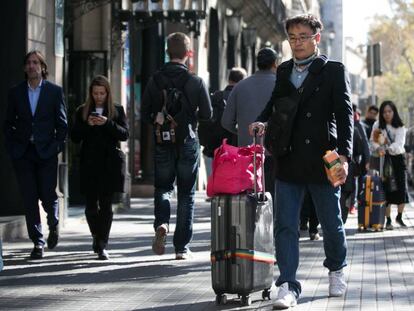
[288,33,319,44]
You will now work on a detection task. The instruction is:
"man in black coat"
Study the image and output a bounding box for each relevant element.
[341,105,370,224]
[4,51,67,259]
[361,104,379,139]
[250,14,353,308]
[141,32,212,260]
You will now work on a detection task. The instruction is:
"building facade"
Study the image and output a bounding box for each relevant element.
[1,0,323,225]
[320,0,343,62]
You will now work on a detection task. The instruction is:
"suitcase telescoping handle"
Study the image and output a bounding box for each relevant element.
[253,129,266,200]
[379,154,384,178]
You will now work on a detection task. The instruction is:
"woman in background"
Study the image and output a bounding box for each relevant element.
[370,100,408,230]
[71,75,129,259]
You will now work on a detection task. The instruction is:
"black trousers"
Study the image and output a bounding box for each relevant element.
[300,191,319,234]
[13,145,59,246]
[85,192,114,247]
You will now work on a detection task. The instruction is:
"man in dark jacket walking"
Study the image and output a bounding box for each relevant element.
[4,51,67,259]
[361,104,379,139]
[250,14,353,308]
[341,105,370,224]
[141,32,212,260]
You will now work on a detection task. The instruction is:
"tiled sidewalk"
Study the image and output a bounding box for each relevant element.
[0,193,413,310]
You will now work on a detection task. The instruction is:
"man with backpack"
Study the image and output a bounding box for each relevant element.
[141,32,212,260]
[198,67,247,177]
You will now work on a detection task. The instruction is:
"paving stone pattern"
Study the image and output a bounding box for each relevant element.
[1,193,414,310]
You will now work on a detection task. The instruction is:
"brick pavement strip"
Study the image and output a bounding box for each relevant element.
[1,194,414,310]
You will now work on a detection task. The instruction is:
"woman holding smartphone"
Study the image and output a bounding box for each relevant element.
[370,100,408,230]
[71,75,129,260]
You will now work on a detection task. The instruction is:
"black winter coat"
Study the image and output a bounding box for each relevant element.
[257,56,353,183]
[71,105,129,194]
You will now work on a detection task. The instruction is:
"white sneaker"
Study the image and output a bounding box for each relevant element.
[175,250,193,260]
[273,282,297,309]
[329,269,347,297]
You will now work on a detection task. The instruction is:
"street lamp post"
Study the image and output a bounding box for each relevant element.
[226,14,241,37]
[242,27,257,73]
[327,28,335,59]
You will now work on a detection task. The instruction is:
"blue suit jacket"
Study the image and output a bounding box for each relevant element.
[4,80,68,159]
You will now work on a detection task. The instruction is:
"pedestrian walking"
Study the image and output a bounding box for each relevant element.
[221,47,278,193]
[250,14,353,308]
[198,67,246,179]
[300,191,320,240]
[361,104,379,139]
[141,32,212,260]
[341,104,370,224]
[71,75,129,260]
[369,100,409,230]
[4,50,67,259]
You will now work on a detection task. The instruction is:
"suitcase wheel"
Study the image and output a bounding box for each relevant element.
[372,224,383,232]
[215,294,227,305]
[241,295,251,306]
[357,226,366,232]
[262,288,271,300]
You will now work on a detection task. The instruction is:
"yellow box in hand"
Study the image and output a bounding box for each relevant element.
[323,150,342,187]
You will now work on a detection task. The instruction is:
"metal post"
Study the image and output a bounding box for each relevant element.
[370,44,376,106]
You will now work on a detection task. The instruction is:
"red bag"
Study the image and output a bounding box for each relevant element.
[207,139,264,197]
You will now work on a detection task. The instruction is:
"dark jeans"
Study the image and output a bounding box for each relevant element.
[13,144,59,246]
[274,179,347,297]
[85,192,114,247]
[153,137,200,253]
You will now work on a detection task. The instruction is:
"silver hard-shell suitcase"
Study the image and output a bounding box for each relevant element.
[210,134,275,306]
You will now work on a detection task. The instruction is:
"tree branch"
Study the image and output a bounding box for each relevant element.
[401,47,414,77]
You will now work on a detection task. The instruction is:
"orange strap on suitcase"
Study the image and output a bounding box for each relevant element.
[364,175,371,228]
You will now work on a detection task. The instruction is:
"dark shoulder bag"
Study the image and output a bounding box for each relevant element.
[265,95,300,156]
[265,55,329,157]
[383,128,398,192]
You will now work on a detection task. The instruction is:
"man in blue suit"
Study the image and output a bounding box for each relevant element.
[4,50,67,259]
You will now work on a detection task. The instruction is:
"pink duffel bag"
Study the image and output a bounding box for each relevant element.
[206,139,264,197]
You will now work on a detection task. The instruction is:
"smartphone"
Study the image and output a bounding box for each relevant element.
[90,112,100,117]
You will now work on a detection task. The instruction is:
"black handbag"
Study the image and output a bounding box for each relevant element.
[109,147,126,192]
[265,56,328,157]
[382,128,398,192]
[383,154,398,192]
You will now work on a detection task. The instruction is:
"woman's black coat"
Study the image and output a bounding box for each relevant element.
[257,56,354,183]
[71,105,129,194]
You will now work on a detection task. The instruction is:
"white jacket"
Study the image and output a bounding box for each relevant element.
[370,121,406,155]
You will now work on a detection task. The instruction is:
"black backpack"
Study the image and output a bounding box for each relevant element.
[198,90,234,156]
[153,72,192,145]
